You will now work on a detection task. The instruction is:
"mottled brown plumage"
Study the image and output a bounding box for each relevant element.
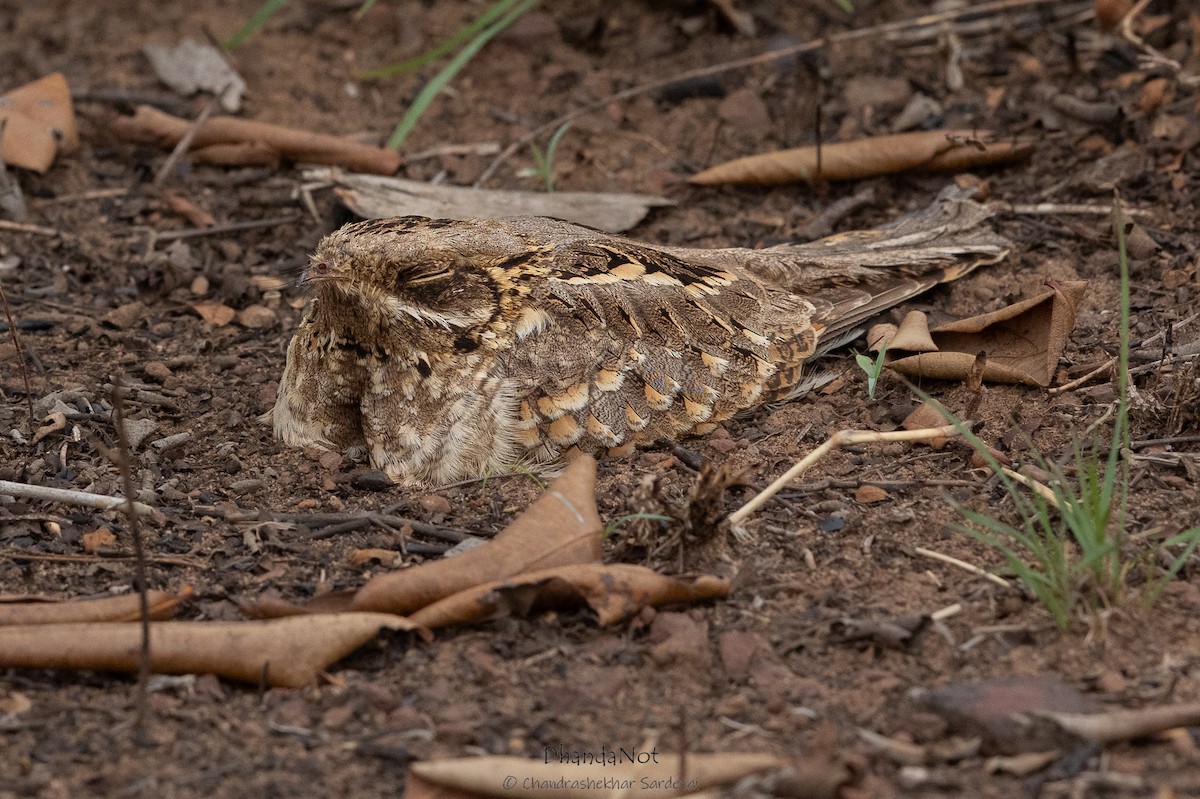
[270,186,1009,487]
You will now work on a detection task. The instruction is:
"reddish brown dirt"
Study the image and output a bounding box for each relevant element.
[2,1,1199,796]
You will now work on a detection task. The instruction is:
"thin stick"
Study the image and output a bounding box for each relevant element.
[0,551,205,568]
[1048,358,1113,395]
[914,546,1012,588]
[0,220,58,236]
[1131,434,1200,450]
[0,281,35,430]
[1002,202,1152,219]
[112,376,151,738]
[930,602,963,621]
[37,187,128,203]
[474,0,1073,185]
[999,466,1060,509]
[152,213,299,242]
[153,95,221,189]
[728,424,964,526]
[0,118,28,221]
[0,479,158,517]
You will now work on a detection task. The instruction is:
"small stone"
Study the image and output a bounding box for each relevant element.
[419,494,452,515]
[855,485,889,504]
[124,417,158,450]
[236,305,277,329]
[1124,225,1158,260]
[229,478,265,495]
[351,470,394,491]
[102,301,146,330]
[844,76,912,113]
[1094,669,1128,695]
[151,431,192,452]
[818,515,845,532]
[718,87,771,136]
[143,362,172,383]
[718,631,762,682]
[190,275,210,295]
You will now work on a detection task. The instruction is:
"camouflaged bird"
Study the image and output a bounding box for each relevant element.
[270,186,1009,487]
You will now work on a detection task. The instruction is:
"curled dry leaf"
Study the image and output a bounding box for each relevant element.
[31,411,67,445]
[408,563,730,629]
[0,612,421,688]
[0,73,79,173]
[877,280,1088,386]
[0,588,189,626]
[109,105,402,175]
[689,130,1033,186]
[350,455,604,615]
[315,167,674,234]
[407,752,783,799]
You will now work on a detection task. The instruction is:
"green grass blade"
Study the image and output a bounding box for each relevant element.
[386,0,538,150]
[359,0,520,79]
[224,0,290,50]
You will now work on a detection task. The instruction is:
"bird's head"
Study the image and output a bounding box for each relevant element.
[304,216,530,333]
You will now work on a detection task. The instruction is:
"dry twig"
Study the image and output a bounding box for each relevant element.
[111,376,152,738]
[913,546,1012,588]
[0,280,35,430]
[728,424,965,527]
[0,479,158,517]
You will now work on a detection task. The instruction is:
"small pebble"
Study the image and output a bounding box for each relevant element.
[855,484,889,504]
[236,305,277,329]
[151,431,191,451]
[143,362,173,383]
[102,301,146,330]
[124,418,158,450]
[419,494,452,515]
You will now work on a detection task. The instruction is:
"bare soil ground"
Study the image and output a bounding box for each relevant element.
[2,0,1200,796]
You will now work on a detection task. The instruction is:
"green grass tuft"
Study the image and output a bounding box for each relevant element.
[938,198,1199,631]
[384,0,539,150]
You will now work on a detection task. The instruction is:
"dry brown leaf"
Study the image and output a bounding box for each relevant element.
[351,456,604,615]
[109,105,401,175]
[408,563,730,630]
[880,280,1087,386]
[0,73,79,173]
[316,167,674,234]
[0,588,189,626]
[407,752,783,799]
[877,310,939,353]
[30,411,67,445]
[190,300,236,326]
[0,612,419,688]
[689,130,1033,186]
[81,526,117,554]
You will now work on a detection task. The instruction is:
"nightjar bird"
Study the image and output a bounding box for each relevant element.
[270,186,1009,487]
